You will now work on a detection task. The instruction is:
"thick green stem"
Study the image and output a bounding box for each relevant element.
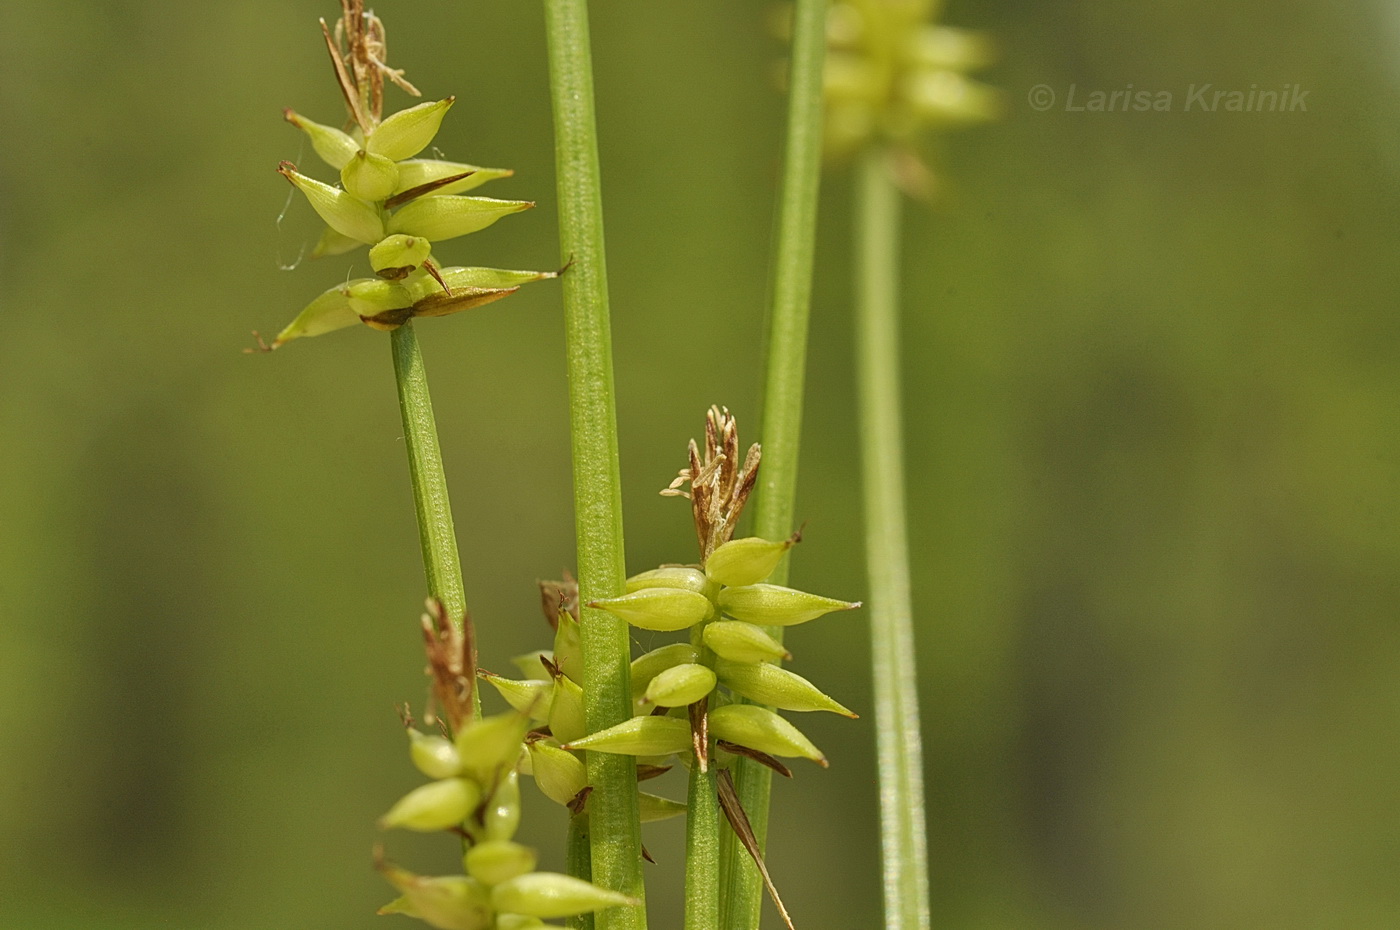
[390,323,468,627]
[855,148,930,930]
[721,0,829,926]
[542,2,646,926]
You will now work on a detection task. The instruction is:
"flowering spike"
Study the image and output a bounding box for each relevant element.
[277,162,384,244]
[367,97,455,160]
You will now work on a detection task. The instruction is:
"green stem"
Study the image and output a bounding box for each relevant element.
[855,148,929,930]
[685,625,721,930]
[389,322,468,627]
[542,2,646,926]
[721,0,828,926]
[567,813,596,930]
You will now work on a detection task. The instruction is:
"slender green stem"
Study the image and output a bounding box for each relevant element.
[855,148,929,930]
[390,322,468,626]
[721,1,828,926]
[567,813,596,930]
[685,624,721,930]
[542,2,646,926]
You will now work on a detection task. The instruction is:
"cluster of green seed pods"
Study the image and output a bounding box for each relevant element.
[819,0,999,157]
[575,536,860,770]
[268,14,555,349]
[378,708,640,929]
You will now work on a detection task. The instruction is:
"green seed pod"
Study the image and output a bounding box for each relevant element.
[702,621,791,664]
[704,536,794,587]
[906,25,997,71]
[637,791,687,823]
[464,840,538,886]
[629,642,701,696]
[714,659,857,717]
[340,149,401,202]
[483,769,522,842]
[708,704,826,766]
[643,663,717,708]
[548,672,587,745]
[490,872,638,919]
[432,265,561,292]
[625,566,711,596]
[283,108,359,170]
[277,162,385,244]
[563,715,692,757]
[480,673,552,722]
[454,711,531,782]
[511,651,554,681]
[900,70,1001,125]
[526,740,587,806]
[367,97,456,161]
[408,729,464,780]
[552,609,583,685]
[717,583,859,627]
[378,864,493,930]
[393,158,514,197]
[369,234,433,280]
[272,282,360,347]
[388,195,534,242]
[589,587,712,633]
[379,777,481,832]
[346,279,413,330]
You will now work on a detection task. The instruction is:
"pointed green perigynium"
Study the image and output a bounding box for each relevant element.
[367,97,455,161]
[345,277,412,317]
[277,162,385,244]
[714,658,857,717]
[341,149,401,202]
[707,703,827,766]
[480,672,553,721]
[701,620,791,664]
[387,194,534,242]
[547,670,587,745]
[625,565,714,597]
[394,158,514,197]
[643,662,717,708]
[526,739,588,806]
[380,777,481,832]
[483,768,522,842]
[283,108,359,169]
[562,715,692,757]
[454,710,531,782]
[716,582,860,626]
[551,609,583,685]
[589,587,713,632]
[703,536,793,587]
[378,865,493,930]
[464,840,538,886]
[271,282,359,346]
[629,642,701,696]
[408,728,464,780]
[489,873,638,919]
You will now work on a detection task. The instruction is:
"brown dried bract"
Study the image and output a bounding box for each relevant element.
[420,597,477,733]
[538,574,580,630]
[661,405,761,562]
[323,0,421,134]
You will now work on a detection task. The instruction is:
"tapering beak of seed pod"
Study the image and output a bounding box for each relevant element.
[489,872,639,919]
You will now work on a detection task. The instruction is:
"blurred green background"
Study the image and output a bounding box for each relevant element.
[3,1,1398,928]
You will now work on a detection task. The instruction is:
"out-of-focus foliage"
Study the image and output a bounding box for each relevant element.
[1,2,1398,929]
